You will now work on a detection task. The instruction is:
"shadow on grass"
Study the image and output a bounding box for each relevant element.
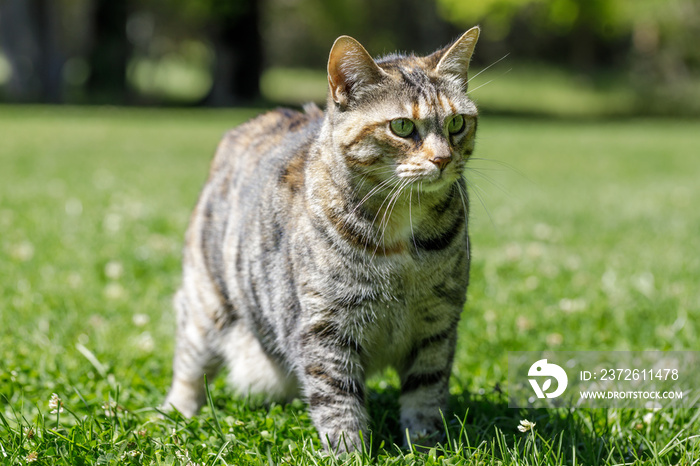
[365,384,649,464]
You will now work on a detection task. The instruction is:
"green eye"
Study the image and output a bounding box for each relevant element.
[447,114,465,134]
[390,118,415,138]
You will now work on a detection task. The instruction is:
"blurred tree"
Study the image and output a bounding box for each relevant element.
[435,0,699,75]
[203,0,261,106]
[87,0,129,103]
[135,0,262,105]
[262,0,461,69]
[435,0,700,113]
[0,0,64,102]
[1,0,697,111]
[436,0,625,70]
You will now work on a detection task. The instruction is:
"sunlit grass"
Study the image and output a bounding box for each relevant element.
[1,105,699,464]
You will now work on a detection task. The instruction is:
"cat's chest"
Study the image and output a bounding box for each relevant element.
[360,256,446,371]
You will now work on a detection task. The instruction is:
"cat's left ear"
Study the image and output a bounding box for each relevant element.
[328,36,388,107]
[433,26,480,91]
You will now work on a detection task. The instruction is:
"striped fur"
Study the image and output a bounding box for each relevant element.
[163,27,480,452]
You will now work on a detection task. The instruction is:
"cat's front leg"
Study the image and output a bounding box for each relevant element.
[399,326,458,447]
[297,320,368,453]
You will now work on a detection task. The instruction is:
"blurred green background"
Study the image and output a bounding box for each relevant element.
[1,0,699,116]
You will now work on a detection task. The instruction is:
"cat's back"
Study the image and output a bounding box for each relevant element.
[209,104,325,181]
[184,105,324,300]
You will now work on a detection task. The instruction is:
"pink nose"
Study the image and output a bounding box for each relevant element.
[430,156,451,171]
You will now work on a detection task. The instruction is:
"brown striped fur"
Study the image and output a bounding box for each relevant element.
[163,27,481,453]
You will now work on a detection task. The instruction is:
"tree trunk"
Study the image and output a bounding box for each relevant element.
[203,0,262,106]
[86,0,129,103]
[0,0,64,102]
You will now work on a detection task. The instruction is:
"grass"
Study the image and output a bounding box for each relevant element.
[1,104,700,464]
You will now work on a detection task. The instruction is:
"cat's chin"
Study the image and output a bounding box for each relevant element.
[417,180,448,193]
[412,174,460,194]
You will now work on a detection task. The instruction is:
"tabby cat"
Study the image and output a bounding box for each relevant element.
[163,26,480,452]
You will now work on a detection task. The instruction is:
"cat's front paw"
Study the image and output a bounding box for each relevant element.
[402,427,445,451]
[400,415,446,450]
[318,429,366,454]
[404,429,445,447]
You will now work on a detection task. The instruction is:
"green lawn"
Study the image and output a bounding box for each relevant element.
[1,105,699,464]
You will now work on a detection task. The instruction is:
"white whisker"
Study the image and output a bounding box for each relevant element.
[468,68,512,95]
[367,178,404,257]
[467,53,510,84]
[373,178,410,259]
[465,167,511,197]
[462,175,494,226]
[351,176,396,216]
[456,179,469,222]
[409,184,418,254]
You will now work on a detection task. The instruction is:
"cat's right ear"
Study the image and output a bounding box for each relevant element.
[328,36,387,107]
[433,26,480,92]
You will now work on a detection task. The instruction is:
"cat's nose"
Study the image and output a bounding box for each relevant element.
[430,156,451,171]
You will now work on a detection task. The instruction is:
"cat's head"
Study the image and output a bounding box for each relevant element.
[326,27,480,195]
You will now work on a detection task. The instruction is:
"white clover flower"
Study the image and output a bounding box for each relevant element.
[104,261,124,280]
[517,419,536,432]
[137,331,154,352]
[11,241,34,262]
[48,393,63,414]
[132,313,150,327]
[104,282,125,300]
[25,452,38,463]
[102,401,117,417]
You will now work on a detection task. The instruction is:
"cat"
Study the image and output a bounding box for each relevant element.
[163,26,480,453]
